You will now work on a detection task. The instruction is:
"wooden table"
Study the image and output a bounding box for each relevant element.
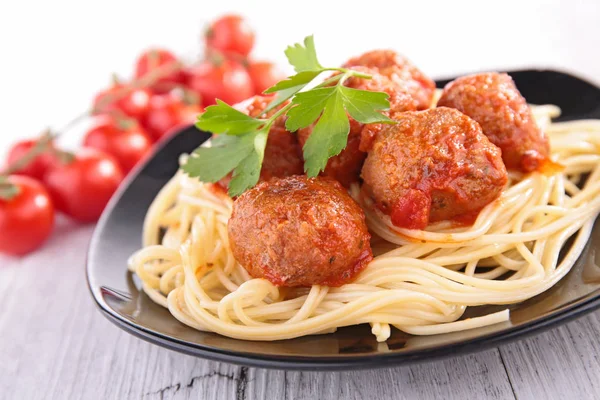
[2,220,600,400]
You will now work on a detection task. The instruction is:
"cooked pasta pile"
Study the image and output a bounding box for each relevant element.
[128,104,600,341]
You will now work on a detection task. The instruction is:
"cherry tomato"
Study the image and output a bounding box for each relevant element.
[0,175,54,256]
[6,139,57,180]
[83,116,153,173]
[143,94,203,140]
[247,61,286,94]
[187,59,253,107]
[93,84,151,119]
[205,15,255,57]
[43,148,124,223]
[134,49,183,93]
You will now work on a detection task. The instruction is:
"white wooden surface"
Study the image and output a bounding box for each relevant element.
[2,221,600,400]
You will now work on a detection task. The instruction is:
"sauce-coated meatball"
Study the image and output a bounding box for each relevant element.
[297,118,366,188]
[217,96,304,190]
[362,107,508,230]
[228,176,373,287]
[260,125,304,181]
[297,67,417,187]
[437,73,550,172]
[343,49,436,110]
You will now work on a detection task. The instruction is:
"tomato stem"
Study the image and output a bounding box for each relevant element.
[54,149,75,165]
[2,58,185,184]
[3,130,55,176]
[56,111,90,135]
[114,114,136,131]
[0,177,20,200]
[111,73,121,86]
[206,49,225,67]
[93,61,183,114]
[179,87,201,106]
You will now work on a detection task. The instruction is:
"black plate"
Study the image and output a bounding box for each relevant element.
[87,69,600,370]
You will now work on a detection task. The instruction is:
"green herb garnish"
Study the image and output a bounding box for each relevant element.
[183,35,393,197]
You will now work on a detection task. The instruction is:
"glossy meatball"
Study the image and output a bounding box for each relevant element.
[217,96,304,190]
[297,67,417,187]
[362,107,508,230]
[437,73,550,172]
[228,176,373,287]
[343,49,436,110]
[344,66,419,113]
[297,119,366,188]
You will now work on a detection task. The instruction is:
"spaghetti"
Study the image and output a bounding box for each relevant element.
[128,104,600,342]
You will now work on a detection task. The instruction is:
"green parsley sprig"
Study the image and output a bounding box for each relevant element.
[183,35,394,197]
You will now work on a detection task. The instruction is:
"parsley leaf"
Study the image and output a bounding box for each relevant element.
[183,131,269,197]
[182,34,395,197]
[264,71,321,94]
[339,86,394,124]
[287,84,393,175]
[228,131,268,196]
[263,70,320,113]
[285,87,336,132]
[284,35,322,73]
[182,134,256,183]
[196,100,263,135]
[302,90,350,176]
[285,83,393,133]
[263,87,300,114]
[0,176,20,200]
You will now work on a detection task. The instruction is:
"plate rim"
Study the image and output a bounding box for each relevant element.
[90,289,600,370]
[86,67,600,370]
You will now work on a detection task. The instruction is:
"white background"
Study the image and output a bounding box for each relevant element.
[1,0,599,157]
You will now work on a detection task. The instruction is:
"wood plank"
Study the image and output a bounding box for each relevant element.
[499,311,600,400]
[0,224,243,400]
[244,350,514,400]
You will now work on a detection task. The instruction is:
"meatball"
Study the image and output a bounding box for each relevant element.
[297,67,417,187]
[228,176,373,287]
[437,72,550,172]
[343,49,436,110]
[217,96,304,190]
[297,119,366,188]
[234,95,286,121]
[344,66,419,113]
[361,107,508,230]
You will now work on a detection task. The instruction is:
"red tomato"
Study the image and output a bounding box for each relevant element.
[93,84,151,119]
[187,60,253,107]
[6,139,57,180]
[43,148,124,223]
[247,61,286,94]
[205,15,255,57]
[143,94,203,140]
[0,175,55,256]
[134,49,183,93]
[83,116,153,173]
